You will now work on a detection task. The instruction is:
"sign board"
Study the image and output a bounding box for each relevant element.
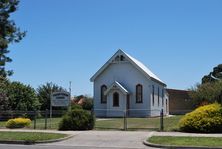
[51,92,70,107]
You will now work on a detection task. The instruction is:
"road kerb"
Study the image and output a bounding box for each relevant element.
[143,139,222,149]
[0,134,74,145]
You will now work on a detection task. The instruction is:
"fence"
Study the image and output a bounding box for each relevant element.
[94,109,164,131]
[0,109,166,131]
[0,110,67,130]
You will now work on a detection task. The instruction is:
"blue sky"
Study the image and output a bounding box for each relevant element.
[7,0,222,96]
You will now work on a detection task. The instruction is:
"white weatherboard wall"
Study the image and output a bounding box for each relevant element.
[106,90,126,117]
[91,49,168,117]
[150,83,166,116]
[94,62,151,117]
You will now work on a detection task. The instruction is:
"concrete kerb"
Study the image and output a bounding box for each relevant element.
[0,129,75,145]
[0,134,74,145]
[143,132,222,149]
[143,139,222,149]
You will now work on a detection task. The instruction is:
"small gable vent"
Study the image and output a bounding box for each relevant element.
[120,55,125,61]
[112,55,127,63]
[115,56,120,61]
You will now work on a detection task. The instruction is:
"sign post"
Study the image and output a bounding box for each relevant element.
[50,91,70,128]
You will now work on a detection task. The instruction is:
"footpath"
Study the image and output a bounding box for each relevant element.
[1,129,222,148]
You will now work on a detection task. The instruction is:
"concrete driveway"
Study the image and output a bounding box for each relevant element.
[42,131,155,149]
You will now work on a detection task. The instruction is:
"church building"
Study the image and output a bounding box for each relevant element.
[90,49,169,117]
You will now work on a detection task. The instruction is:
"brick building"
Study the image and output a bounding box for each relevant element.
[167,89,195,115]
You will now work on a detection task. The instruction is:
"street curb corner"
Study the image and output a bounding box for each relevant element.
[143,139,222,149]
[0,134,74,145]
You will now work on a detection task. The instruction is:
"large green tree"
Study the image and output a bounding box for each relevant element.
[36,82,66,110]
[7,81,40,111]
[189,64,222,106]
[0,0,26,77]
[189,81,222,106]
[202,64,222,84]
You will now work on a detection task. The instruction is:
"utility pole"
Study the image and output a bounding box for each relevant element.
[49,89,52,128]
[69,81,72,111]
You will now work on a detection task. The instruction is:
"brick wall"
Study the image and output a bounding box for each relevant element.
[167,89,195,115]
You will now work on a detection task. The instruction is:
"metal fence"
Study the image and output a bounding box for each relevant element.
[0,109,166,131]
[0,110,67,130]
[94,109,164,131]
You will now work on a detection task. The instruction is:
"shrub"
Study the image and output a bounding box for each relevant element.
[71,104,83,110]
[59,109,95,130]
[7,81,40,111]
[6,118,31,129]
[82,99,93,111]
[179,103,222,133]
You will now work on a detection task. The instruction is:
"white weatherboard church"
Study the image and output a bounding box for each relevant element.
[90,49,169,117]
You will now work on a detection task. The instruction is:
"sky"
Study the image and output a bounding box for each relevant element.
[7,0,222,96]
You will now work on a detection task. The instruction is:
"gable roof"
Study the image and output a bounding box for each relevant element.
[104,81,129,95]
[90,49,166,86]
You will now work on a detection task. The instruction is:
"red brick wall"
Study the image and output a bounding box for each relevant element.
[167,89,195,115]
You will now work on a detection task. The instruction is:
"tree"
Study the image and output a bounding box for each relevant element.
[0,0,26,77]
[82,96,93,111]
[189,64,222,106]
[36,82,66,110]
[202,64,222,84]
[72,95,94,111]
[189,81,222,106]
[7,81,40,111]
[0,76,9,110]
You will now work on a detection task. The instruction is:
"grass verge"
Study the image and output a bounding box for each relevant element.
[0,115,183,131]
[148,136,222,147]
[0,131,67,142]
[95,115,183,131]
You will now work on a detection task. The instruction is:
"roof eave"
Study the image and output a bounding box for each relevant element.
[150,77,167,87]
[90,50,122,82]
[104,81,129,95]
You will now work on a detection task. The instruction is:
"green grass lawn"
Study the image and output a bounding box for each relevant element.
[0,121,5,128]
[0,118,61,130]
[0,131,67,142]
[0,115,182,131]
[163,115,183,131]
[95,118,124,130]
[148,136,222,147]
[31,117,61,130]
[95,115,183,131]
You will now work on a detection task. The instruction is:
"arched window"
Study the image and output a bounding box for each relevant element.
[113,92,119,107]
[101,85,107,103]
[158,87,160,107]
[162,89,164,107]
[166,98,168,113]
[136,84,143,103]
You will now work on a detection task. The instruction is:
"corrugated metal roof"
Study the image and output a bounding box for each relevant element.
[104,81,129,95]
[124,50,165,84]
[90,49,166,86]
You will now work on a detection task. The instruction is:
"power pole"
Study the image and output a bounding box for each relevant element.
[69,81,72,111]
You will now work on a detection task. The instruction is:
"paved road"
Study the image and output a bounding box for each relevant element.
[1,129,222,149]
[0,130,158,149]
[0,144,158,149]
[43,131,156,149]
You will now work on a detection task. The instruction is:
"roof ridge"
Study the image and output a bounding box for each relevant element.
[121,50,165,85]
[90,49,166,86]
